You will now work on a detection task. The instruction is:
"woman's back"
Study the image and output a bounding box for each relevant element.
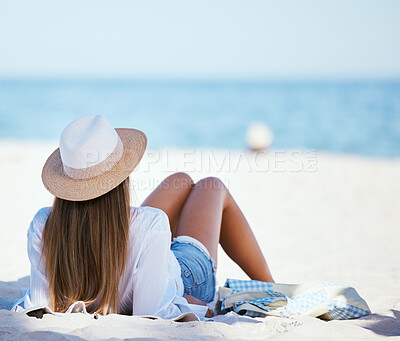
[27,204,189,318]
[41,179,131,314]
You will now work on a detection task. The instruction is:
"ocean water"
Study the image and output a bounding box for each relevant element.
[0,80,399,157]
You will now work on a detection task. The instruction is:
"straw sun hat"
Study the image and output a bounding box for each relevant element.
[42,115,147,201]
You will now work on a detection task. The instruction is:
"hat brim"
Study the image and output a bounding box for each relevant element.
[42,128,147,201]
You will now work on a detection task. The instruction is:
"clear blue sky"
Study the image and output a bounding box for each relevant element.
[0,0,399,79]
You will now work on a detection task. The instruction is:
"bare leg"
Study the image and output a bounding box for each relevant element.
[175,177,274,282]
[141,173,274,282]
[141,172,194,236]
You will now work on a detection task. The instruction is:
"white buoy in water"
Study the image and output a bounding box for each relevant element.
[245,122,273,151]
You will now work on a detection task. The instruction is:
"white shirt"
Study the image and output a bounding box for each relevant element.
[22,205,208,319]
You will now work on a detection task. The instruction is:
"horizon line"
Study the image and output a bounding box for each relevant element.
[1,76,400,84]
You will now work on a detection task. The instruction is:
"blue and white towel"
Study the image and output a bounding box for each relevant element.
[218,279,370,320]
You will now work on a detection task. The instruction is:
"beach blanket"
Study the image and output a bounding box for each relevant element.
[217,279,371,320]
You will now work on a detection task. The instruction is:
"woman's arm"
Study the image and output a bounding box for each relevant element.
[26,208,51,309]
[131,224,171,315]
[131,208,211,318]
[184,295,214,317]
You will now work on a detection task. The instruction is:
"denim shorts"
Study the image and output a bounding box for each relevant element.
[171,236,216,303]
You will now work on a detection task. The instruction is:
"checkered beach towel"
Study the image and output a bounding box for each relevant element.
[217,279,370,320]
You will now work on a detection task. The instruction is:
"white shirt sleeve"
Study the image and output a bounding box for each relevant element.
[26,207,51,309]
[130,207,208,319]
[131,209,172,316]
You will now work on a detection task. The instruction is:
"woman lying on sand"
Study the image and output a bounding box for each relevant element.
[21,115,274,318]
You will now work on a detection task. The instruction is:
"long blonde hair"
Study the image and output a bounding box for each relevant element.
[42,177,130,315]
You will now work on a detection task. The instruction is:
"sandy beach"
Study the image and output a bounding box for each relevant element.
[0,140,399,340]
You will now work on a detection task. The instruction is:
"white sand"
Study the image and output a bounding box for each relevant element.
[0,141,399,340]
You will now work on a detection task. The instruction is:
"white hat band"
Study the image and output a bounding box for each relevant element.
[63,137,123,180]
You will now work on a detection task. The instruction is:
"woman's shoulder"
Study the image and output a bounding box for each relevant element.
[28,206,52,239]
[34,207,52,220]
[129,206,170,234]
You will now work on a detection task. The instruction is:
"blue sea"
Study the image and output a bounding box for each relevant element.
[0,80,399,157]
